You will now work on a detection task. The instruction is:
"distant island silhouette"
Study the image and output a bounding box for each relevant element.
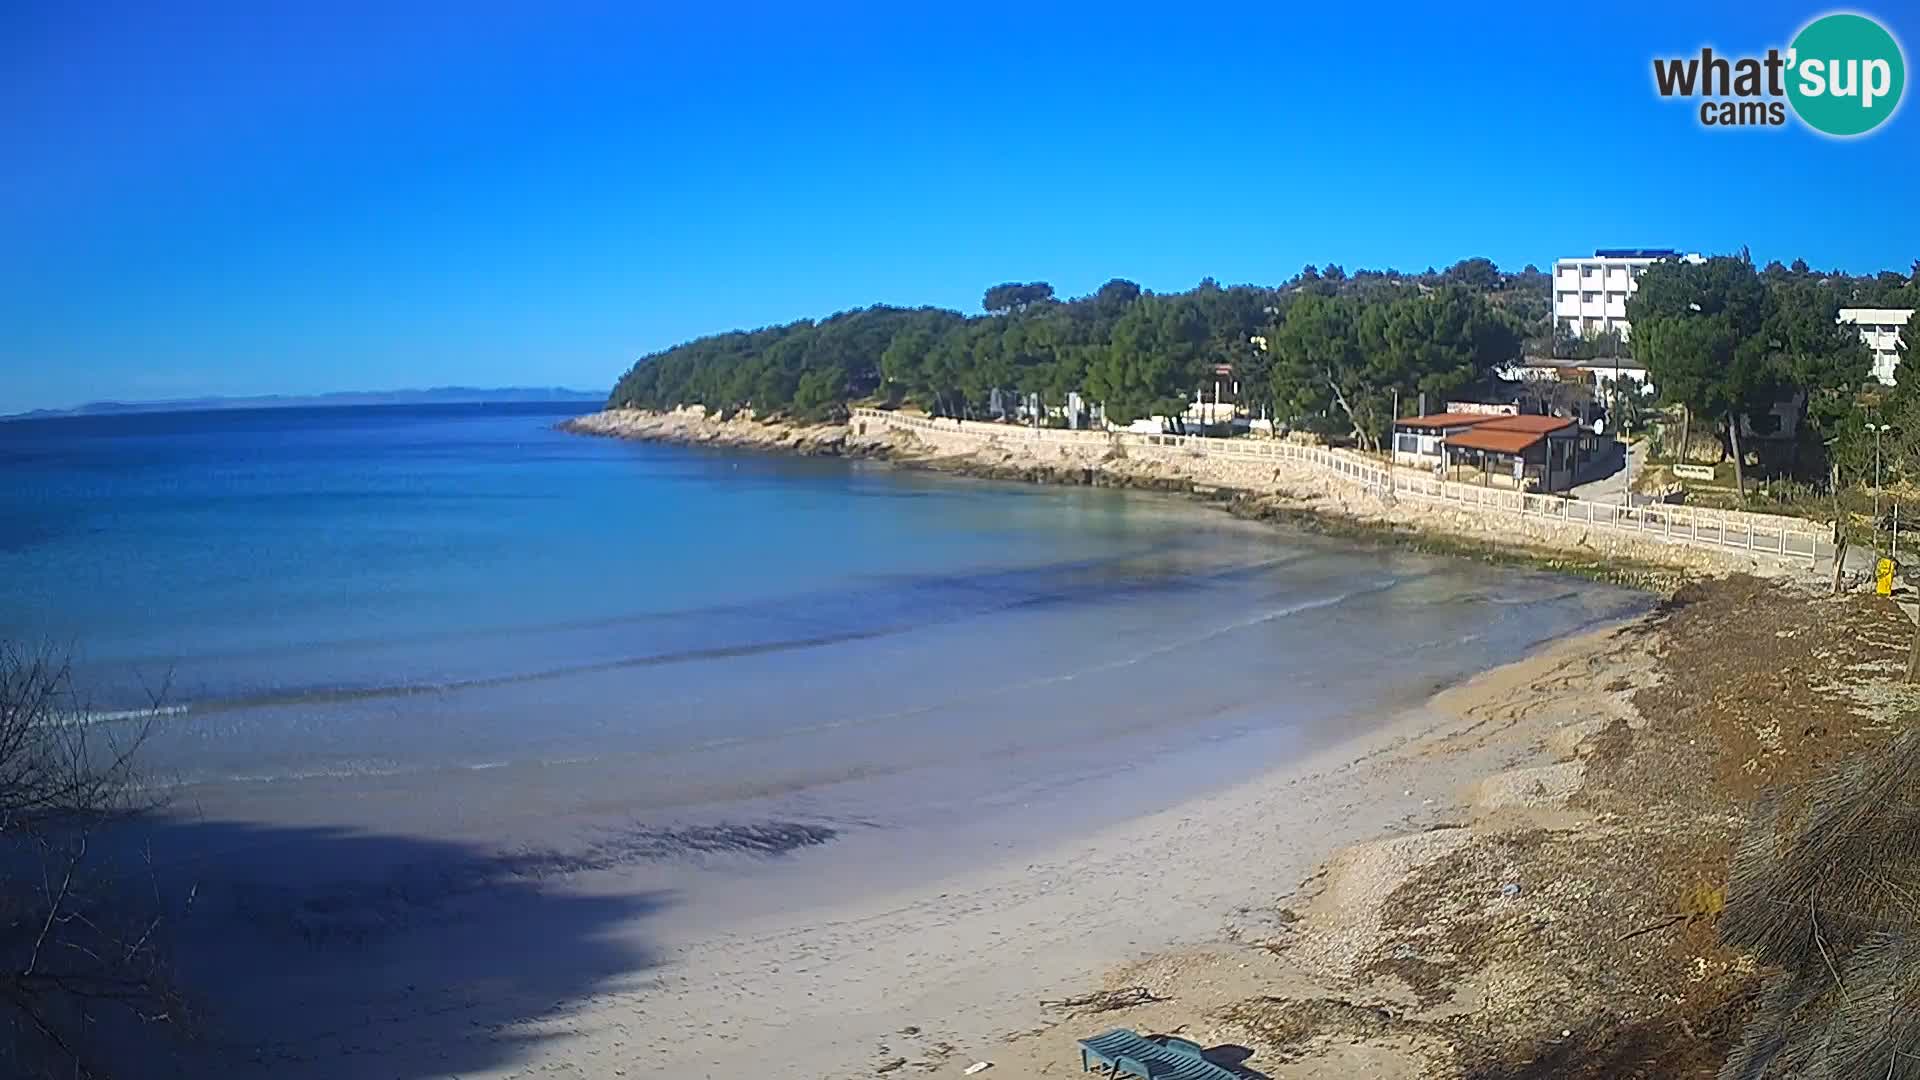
[6,386,606,420]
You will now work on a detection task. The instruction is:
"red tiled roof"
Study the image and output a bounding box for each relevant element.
[1446,427,1552,455]
[1394,412,1507,430]
[1478,414,1577,435]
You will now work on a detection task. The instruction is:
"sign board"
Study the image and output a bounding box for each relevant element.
[1672,463,1717,481]
[1878,558,1896,596]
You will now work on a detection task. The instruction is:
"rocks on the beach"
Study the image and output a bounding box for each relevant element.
[1279,827,1473,982]
[1474,761,1586,812]
[560,407,870,459]
[963,1062,993,1075]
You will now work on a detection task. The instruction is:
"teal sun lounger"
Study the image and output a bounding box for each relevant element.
[1076,1029,1240,1079]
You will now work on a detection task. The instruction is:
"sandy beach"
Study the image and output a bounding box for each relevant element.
[608,619,1654,1079]
[160,613,1655,1080]
[383,572,1904,1080]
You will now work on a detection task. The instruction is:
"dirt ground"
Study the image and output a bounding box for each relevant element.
[941,576,1920,1079]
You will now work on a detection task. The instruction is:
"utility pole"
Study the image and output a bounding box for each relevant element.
[1620,401,1632,507]
[1873,422,1891,554]
[1389,388,1399,503]
[1612,332,1631,508]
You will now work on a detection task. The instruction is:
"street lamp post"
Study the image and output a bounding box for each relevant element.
[1871,422,1892,555]
[1612,333,1631,508]
[1389,387,1398,503]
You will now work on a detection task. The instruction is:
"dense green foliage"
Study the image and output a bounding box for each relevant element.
[606,256,1916,458]
[1267,286,1522,449]
[608,261,1537,430]
[1628,255,1876,492]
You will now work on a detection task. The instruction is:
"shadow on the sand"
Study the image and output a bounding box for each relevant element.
[1459,1012,1740,1080]
[1203,1043,1270,1079]
[100,814,673,1079]
[1139,1035,1271,1080]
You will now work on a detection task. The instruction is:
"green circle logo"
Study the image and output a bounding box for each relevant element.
[1787,13,1906,136]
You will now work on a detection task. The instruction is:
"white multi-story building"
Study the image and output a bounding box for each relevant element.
[1837,307,1913,385]
[1551,249,1704,340]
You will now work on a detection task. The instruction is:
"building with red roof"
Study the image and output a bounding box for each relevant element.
[1392,409,1591,492]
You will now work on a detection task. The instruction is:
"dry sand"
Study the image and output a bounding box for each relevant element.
[872,622,1652,1080]
[369,621,1646,1079]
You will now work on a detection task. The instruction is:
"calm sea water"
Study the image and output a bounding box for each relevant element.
[2,403,1643,816]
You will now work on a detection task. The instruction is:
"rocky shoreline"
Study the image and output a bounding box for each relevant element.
[560,406,1220,491]
[558,407,871,458]
[561,407,1808,593]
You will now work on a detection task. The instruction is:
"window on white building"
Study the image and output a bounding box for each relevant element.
[1581,267,1595,278]
[1582,291,1598,303]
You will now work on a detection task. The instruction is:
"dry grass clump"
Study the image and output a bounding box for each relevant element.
[0,643,181,1079]
[1718,728,1920,1079]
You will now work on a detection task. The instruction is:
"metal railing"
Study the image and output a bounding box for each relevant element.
[848,409,1825,565]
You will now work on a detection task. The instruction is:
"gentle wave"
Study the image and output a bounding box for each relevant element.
[59,704,191,728]
[98,549,1341,721]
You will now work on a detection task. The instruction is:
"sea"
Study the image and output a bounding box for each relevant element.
[3,402,1652,1077]
[1,402,1642,815]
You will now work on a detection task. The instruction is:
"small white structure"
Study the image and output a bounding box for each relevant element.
[1497,355,1656,397]
[1497,356,1580,382]
[1838,307,1913,386]
[1443,401,1519,417]
[1551,249,1703,340]
[1580,358,1655,396]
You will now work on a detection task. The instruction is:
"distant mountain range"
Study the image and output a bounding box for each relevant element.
[5,386,606,420]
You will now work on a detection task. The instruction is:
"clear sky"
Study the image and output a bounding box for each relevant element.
[3,1,1916,412]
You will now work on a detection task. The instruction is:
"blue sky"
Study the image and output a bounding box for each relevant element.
[3,1,1916,411]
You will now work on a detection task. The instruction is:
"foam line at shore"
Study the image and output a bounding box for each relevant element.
[59,704,192,727]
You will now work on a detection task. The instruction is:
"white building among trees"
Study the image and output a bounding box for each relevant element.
[1551,249,1704,339]
[1837,307,1913,385]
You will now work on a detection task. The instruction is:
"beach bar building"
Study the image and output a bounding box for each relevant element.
[1390,412,1505,470]
[1392,411,1586,493]
[1444,414,1583,492]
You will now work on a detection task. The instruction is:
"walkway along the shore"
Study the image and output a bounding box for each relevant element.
[847,408,1832,571]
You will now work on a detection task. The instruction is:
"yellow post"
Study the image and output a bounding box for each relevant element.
[1878,558,1895,596]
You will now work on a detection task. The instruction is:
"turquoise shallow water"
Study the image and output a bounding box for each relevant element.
[1,404,1186,705]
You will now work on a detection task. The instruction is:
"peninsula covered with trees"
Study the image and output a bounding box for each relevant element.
[608,256,1919,474]
[610,262,1545,444]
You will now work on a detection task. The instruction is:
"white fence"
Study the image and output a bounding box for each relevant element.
[850,409,1826,565]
